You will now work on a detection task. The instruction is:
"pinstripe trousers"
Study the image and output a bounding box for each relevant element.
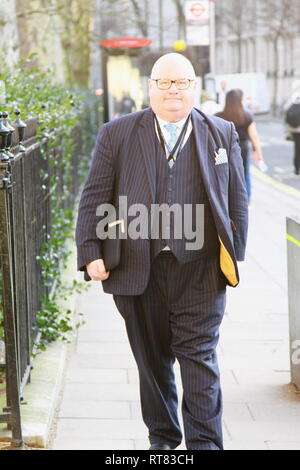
[113,251,227,450]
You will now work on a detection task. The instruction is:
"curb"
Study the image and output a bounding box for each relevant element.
[250,166,300,200]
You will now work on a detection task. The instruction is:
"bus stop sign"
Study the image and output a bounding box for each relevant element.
[100,38,152,49]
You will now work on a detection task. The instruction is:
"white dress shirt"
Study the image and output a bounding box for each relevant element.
[154,114,193,156]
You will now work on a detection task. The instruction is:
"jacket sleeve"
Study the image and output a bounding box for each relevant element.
[228,121,249,261]
[75,123,115,272]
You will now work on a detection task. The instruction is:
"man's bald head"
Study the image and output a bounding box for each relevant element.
[149,53,197,122]
[150,53,196,80]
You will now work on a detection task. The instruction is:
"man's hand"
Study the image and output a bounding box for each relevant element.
[86,259,110,281]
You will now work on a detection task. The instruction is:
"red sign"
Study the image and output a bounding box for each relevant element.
[100,38,152,49]
[185,1,209,23]
[190,2,205,16]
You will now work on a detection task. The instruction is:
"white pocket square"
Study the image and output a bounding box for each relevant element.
[214,148,228,165]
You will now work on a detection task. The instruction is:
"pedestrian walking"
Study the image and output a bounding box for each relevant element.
[199,91,222,115]
[75,53,248,450]
[284,80,300,175]
[119,91,137,116]
[216,79,227,110]
[216,89,266,203]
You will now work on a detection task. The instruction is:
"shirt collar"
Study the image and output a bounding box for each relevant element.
[155,114,190,131]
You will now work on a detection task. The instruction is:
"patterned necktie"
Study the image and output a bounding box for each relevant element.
[164,123,179,168]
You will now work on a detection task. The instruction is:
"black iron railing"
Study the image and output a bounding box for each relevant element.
[0,103,99,447]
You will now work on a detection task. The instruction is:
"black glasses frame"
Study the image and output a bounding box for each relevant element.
[151,79,195,90]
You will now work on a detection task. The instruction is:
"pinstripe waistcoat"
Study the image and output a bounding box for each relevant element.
[150,131,219,263]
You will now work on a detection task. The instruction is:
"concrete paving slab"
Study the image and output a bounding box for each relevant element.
[224,441,269,450]
[58,400,131,419]
[55,418,147,440]
[53,438,135,450]
[222,403,254,421]
[222,382,298,404]
[246,402,300,422]
[75,341,132,355]
[67,353,137,369]
[77,328,128,343]
[266,442,300,450]
[65,367,128,384]
[61,382,140,402]
[227,370,291,386]
[224,420,300,442]
[218,353,290,371]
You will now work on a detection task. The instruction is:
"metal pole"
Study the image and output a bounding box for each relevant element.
[286,216,300,390]
[0,164,24,448]
[101,49,109,123]
[159,0,163,52]
[209,0,216,75]
[90,0,103,91]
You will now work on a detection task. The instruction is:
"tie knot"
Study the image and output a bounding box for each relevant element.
[164,123,178,138]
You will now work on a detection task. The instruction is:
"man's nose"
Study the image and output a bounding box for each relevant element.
[169,82,179,92]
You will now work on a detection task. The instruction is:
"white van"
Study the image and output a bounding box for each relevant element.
[204,72,270,114]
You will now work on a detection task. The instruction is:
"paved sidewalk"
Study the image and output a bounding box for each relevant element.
[51,171,300,451]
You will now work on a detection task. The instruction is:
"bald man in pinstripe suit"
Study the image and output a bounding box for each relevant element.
[76,53,248,450]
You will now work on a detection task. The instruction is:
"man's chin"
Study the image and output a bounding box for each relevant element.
[164,104,183,112]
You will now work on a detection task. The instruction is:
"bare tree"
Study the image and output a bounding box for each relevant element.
[257,0,300,113]
[129,0,148,36]
[8,0,135,85]
[215,0,253,73]
[6,0,186,87]
[172,0,186,41]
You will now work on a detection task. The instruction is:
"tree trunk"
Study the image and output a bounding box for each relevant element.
[158,0,163,52]
[89,0,102,90]
[173,0,186,41]
[1,0,20,67]
[130,0,148,36]
[15,0,31,59]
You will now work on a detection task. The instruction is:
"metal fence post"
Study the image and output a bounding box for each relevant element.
[0,164,23,447]
[286,216,300,390]
[0,100,99,448]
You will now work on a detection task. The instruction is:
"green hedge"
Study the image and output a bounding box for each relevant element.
[0,54,102,349]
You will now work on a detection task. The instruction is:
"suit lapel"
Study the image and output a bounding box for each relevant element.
[192,109,238,285]
[138,108,157,203]
[191,108,213,193]
[192,110,235,239]
[192,108,227,200]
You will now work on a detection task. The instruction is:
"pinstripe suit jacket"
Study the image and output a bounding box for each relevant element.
[75,107,248,295]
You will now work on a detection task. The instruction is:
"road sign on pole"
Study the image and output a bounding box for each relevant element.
[185,1,209,23]
[209,0,215,74]
[186,24,209,46]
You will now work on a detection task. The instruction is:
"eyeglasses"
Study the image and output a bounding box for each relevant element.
[151,79,195,90]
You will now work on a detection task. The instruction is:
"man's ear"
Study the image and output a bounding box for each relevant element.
[148,78,153,89]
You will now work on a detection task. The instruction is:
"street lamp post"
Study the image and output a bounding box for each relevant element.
[209,0,216,75]
[159,0,163,52]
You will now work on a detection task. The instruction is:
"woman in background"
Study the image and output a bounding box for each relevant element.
[284,80,300,175]
[216,89,265,204]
